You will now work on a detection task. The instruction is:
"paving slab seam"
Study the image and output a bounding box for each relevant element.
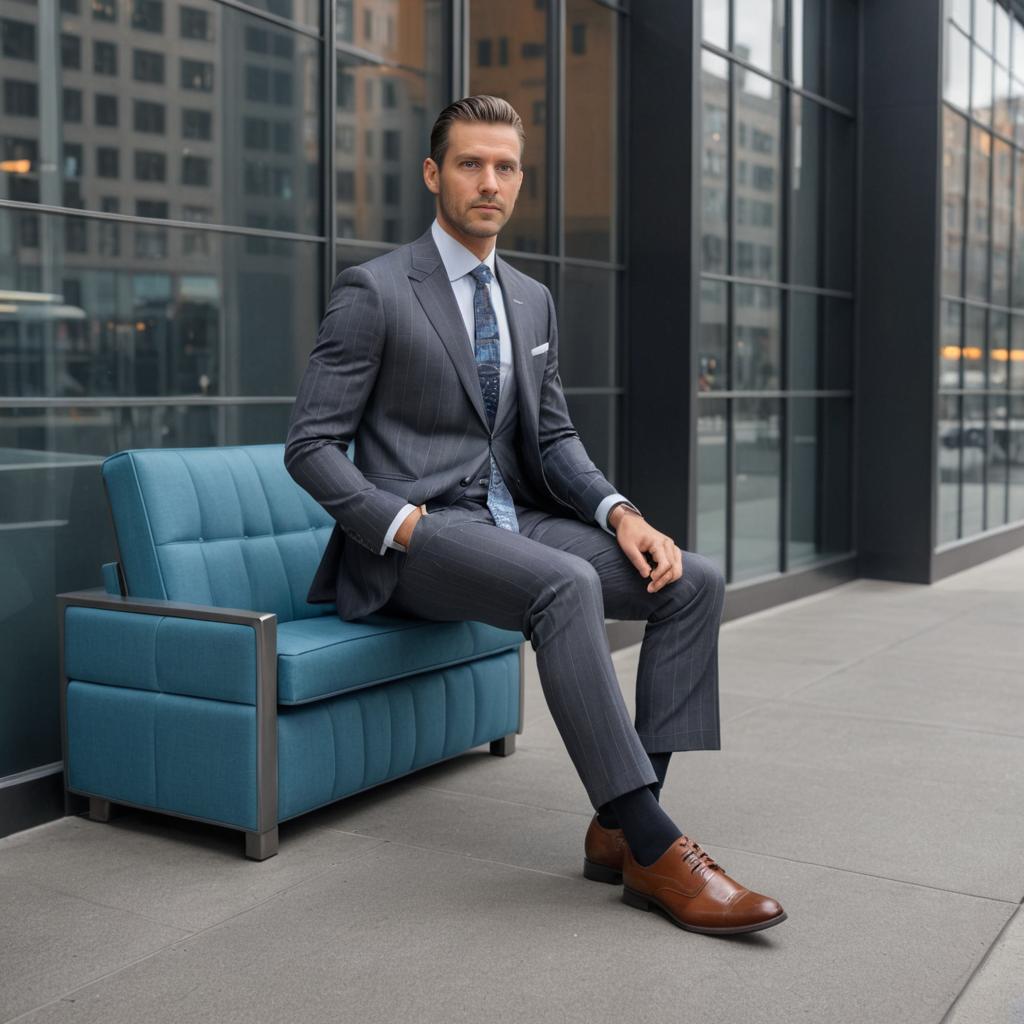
[313,792,1020,907]
[772,694,1024,741]
[0,872,196,938]
[656,839,1022,907]
[938,902,1024,1024]
[0,839,390,1024]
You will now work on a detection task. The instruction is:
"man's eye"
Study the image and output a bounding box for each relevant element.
[462,160,478,168]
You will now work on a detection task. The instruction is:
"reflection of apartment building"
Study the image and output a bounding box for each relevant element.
[335,0,440,244]
[0,0,320,403]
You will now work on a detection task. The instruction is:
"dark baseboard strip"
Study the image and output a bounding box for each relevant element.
[0,767,67,840]
[932,521,1024,582]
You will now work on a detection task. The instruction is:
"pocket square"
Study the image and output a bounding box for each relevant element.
[531,342,549,356]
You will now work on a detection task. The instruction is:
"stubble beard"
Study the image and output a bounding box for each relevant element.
[438,186,507,240]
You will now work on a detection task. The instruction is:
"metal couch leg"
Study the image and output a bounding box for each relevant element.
[88,797,114,822]
[490,734,516,757]
[244,826,279,861]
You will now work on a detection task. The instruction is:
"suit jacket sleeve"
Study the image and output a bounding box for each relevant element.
[284,265,409,556]
[535,285,636,524]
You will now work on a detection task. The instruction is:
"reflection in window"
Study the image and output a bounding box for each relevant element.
[701,52,729,273]
[942,109,967,296]
[733,397,781,580]
[470,0,549,252]
[965,127,991,301]
[734,285,780,390]
[564,0,618,261]
[735,70,781,281]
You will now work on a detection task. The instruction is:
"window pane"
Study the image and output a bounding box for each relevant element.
[791,0,822,95]
[964,305,987,390]
[1009,395,1024,522]
[823,109,856,290]
[564,0,618,261]
[733,396,780,580]
[972,45,993,125]
[975,0,995,53]
[988,392,1009,528]
[944,22,971,110]
[335,3,444,247]
[557,266,616,388]
[0,207,322,400]
[734,0,784,78]
[937,393,962,543]
[735,69,782,282]
[940,300,964,390]
[701,51,730,274]
[789,397,851,567]
[1013,150,1024,306]
[789,292,818,391]
[470,0,550,253]
[790,95,822,287]
[734,284,781,390]
[965,127,991,301]
[1011,315,1024,390]
[951,0,972,35]
[991,310,1009,389]
[703,0,727,50]
[962,392,986,536]
[699,279,729,391]
[696,397,727,574]
[992,138,1011,306]
[942,109,968,296]
[825,0,857,108]
[13,0,323,235]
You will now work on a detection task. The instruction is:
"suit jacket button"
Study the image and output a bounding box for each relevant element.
[460,476,471,486]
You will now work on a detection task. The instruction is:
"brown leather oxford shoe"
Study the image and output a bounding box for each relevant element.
[622,835,787,935]
[583,814,627,884]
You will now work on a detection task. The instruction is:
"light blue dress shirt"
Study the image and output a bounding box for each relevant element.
[380,219,636,553]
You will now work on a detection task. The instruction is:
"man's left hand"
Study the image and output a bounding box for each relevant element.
[612,509,683,594]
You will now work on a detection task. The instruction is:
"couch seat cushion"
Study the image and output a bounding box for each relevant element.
[276,613,521,705]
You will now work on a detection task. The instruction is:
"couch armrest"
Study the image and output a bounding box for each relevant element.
[57,589,278,845]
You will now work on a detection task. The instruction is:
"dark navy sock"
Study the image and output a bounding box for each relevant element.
[603,784,683,867]
[596,751,672,831]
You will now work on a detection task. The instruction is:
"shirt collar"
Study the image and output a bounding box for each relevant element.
[431,218,497,283]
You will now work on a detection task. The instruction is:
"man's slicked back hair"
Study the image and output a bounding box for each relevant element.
[429,95,525,167]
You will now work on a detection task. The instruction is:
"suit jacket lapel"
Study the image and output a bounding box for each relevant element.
[408,231,489,431]
[495,256,540,435]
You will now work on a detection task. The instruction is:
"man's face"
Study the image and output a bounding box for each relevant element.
[423,120,524,244]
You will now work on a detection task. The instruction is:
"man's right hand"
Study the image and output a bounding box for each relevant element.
[394,505,425,549]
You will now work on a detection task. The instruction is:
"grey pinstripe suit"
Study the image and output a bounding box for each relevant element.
[285,228,724,810]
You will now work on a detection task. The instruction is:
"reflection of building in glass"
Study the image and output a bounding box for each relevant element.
[335,0,442,245]
[0,0,321,418]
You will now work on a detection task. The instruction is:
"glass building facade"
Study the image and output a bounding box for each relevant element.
[697,0,856,583]
[3,0,1024,835]
[939,0,1024,545]
[0,0,623,800]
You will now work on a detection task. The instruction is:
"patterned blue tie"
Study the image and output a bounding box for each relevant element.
[469,264,519,533]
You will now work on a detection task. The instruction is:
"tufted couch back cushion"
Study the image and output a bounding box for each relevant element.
[102,444,337,622]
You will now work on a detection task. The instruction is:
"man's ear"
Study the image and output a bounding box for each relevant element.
[423,157,440,195]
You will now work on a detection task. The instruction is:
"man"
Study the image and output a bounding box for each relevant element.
[285,96,785,935]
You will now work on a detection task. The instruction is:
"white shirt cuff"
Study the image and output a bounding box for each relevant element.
[595,493,640,536]
[381,502,417,554]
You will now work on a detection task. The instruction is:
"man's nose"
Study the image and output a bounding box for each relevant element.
[478,166,499,193]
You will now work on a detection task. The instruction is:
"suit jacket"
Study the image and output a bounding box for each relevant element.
[284,227,624,621]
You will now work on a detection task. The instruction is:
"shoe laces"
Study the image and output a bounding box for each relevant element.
[679,836,721,874]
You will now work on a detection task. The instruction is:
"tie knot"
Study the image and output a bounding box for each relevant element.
[470,264,492,286]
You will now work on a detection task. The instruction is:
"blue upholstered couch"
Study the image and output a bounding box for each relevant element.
[58,444,524,859]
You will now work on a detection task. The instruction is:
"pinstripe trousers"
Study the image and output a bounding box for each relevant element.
[380,500,725,811]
